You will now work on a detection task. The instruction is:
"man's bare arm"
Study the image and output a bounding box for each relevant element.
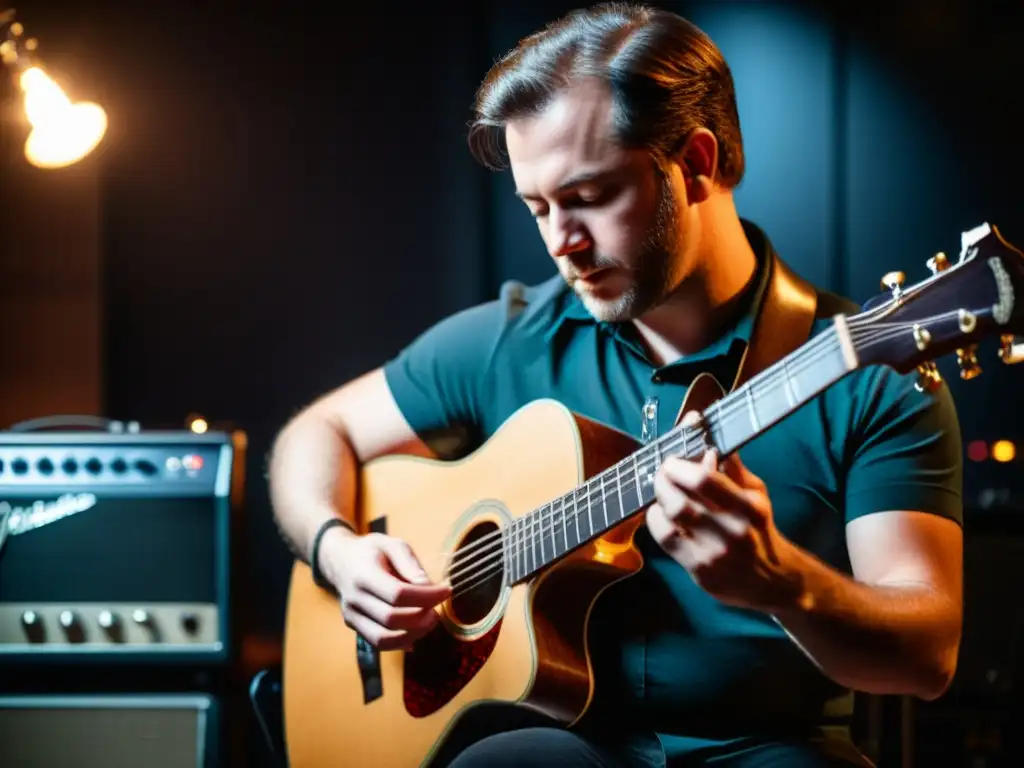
[772,510,963,700]
[267,367,437,563]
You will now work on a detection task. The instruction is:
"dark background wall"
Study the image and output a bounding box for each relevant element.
[2,0,1023,762]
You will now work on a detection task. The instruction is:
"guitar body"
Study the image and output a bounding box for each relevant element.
[283,376,726,767]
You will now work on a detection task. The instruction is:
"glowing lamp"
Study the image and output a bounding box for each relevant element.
[2,10,108,169]
[991,440,1016,463]
[20,66,107,169]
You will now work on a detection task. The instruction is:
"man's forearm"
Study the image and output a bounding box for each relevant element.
[268,413,358,563]
[770,540,961,700]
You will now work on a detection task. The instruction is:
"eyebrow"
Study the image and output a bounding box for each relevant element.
[515,169,619,200]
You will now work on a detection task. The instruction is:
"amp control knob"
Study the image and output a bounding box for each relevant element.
[59,610,86,643]
[21,610,46,643]
[132,609,161,642]
[98,610,125,642]
[181,612,200,636]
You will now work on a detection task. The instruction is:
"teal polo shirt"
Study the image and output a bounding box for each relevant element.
[382,221,963,765]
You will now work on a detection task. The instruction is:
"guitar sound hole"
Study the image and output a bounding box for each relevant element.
[448,520,504,626]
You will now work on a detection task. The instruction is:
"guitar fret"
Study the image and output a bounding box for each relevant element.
[506,521,513,585]
[540,505,548,563]
[502,525,509,586]
[518,518,524,583]
[584,482,593,541]
[711,402,726,454]
[573,487,581,549]
[782,357,797,406]
[639,444,657,507]
[547,504,554,558]
[580,485,591,542]
[616,463,625,520]
[745,386,759,431]
[552,501,560,556]
[513,519,518,584]
[521,516,527,581]
[577,487,585,540]
[549,504,558,557]
[532,511,538,573]
[512,524,519,583]
[570,496,576,549]
[510,519,519,584]
[559,498,568,555]
[524,513,530,576]
[600,474,608,528]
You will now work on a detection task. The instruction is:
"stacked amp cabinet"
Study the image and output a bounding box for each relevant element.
[0,427,246,768]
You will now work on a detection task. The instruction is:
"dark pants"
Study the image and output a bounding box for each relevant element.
[445,726,873,768]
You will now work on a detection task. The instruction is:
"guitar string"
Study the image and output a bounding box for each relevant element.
[436,319,839,580]
[494,305,971,578]
[440,310,956,592]
[437,321,848,589]
[442,302,973,585]
[439,308,970,599]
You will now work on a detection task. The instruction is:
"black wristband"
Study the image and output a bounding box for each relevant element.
[310,517,354,593]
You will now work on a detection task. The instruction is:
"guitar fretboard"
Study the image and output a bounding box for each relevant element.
[498,320,855,585]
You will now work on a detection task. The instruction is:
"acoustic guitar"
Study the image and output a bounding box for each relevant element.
[283,223,1024,767]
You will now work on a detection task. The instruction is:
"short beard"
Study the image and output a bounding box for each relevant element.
[575,176,678,323]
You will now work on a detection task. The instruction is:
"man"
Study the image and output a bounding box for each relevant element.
[269,4,964,766]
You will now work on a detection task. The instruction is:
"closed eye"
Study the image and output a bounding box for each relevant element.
[525,187,618,218]
[569,186,617,207]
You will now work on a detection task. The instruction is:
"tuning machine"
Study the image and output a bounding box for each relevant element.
[999,335,1024,365]
[956,345,982,379]
[914,362,943,393]
[881,271,906,302]
[927,252,951,275]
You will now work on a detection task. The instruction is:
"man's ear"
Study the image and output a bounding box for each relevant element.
[676,127,718,203]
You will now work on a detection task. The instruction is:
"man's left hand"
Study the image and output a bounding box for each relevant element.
[645,448,806,612]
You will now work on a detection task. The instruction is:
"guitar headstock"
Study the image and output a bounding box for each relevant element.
[851,223,1024,390]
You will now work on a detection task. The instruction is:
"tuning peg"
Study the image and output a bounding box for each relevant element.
[881,271,906,300]
[956,345,982,379]
[914,362,943,393]
[999,335,1024,365]
[927,252,950,275]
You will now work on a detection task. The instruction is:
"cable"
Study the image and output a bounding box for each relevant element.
[5,415,139,433]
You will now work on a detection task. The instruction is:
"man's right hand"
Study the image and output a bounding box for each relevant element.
[318,528,452,651]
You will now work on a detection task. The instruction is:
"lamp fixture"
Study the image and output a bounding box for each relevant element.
[1,8,107,169]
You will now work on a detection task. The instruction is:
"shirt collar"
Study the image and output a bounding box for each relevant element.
[545,219,776,369]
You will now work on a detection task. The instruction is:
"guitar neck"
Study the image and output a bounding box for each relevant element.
[505,317,858,585]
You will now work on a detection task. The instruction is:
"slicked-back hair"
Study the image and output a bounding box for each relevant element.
[468,2,745,188]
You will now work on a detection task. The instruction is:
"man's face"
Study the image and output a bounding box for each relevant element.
[505,78,690,323]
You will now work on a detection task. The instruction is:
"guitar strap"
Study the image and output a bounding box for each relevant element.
[728,256,871,751]
[729,250,819,391]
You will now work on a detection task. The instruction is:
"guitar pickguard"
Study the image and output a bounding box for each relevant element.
[403,618,503,718]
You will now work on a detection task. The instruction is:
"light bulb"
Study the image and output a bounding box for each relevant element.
[20,66,107,169]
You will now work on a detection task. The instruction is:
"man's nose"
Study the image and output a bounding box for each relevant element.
[549,212,590,258]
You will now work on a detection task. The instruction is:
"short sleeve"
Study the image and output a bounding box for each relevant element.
[843,367,964,525]
[382,298,508,456]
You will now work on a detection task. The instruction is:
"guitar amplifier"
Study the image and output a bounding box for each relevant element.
[0,430,244,665]
[0,693,219,768]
